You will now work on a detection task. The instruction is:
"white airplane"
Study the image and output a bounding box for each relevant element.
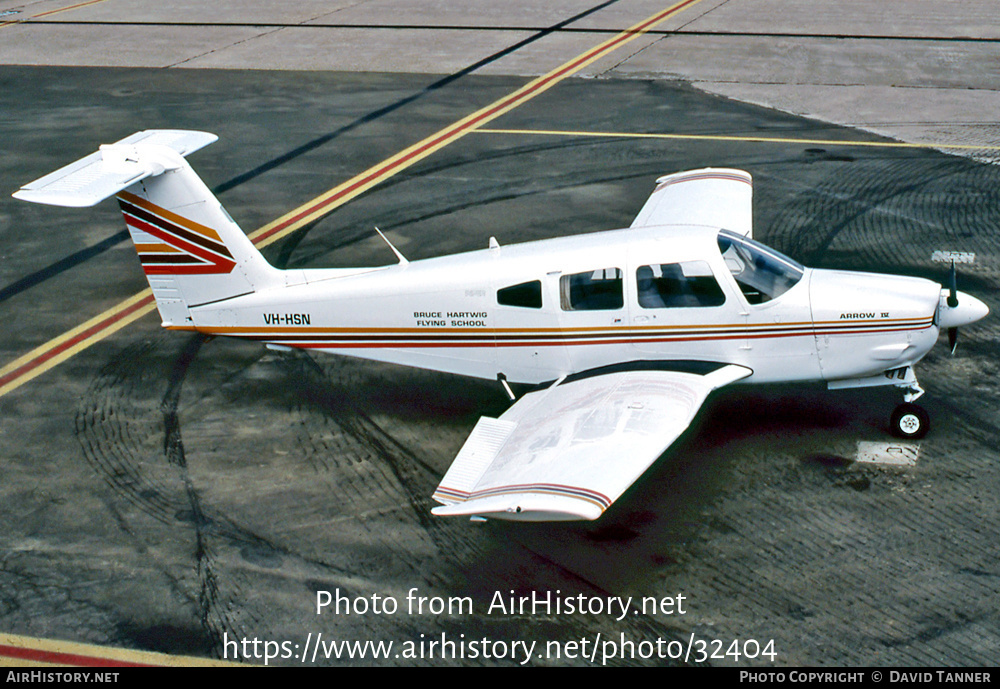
[14,130,989,522]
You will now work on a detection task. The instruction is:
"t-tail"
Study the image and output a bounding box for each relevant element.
[13,130,281,326]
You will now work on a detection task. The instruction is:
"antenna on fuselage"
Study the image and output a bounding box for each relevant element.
[374,226,408,265]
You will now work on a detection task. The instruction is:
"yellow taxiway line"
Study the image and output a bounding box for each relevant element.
[0,0,706,399]
[0,632,238,667]
[0,0,112,28]
[246,0,707,248]
[475,127,1000,151]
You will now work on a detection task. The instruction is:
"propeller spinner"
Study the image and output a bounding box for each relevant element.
[938,261,989,353]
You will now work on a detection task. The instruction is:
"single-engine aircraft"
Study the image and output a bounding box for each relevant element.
[14,130,989,521]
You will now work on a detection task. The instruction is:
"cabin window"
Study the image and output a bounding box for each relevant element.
[560,268,624,311]
[497,280,542,309]
[636,261,726,308]
[717,230,804,304]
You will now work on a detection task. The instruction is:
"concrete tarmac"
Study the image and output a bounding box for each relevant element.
[0,0,997,667]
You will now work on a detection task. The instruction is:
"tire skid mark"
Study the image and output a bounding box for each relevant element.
[75,341,189,524]
[271,350,514,602]
[74,330,492,657]
[499,531,702,666]
[278,351,457,547]
[154,333,239,648]
[668,409,1000,665]
[770,155,1000,274]
[74,335,376,657]
[765,152,1000,448]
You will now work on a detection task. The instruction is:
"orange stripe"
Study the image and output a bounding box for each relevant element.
[177,316,932,337]
[119,191,224,242]
[135,243,182,254]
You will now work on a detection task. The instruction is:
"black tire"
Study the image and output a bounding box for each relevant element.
[891,403,929,440]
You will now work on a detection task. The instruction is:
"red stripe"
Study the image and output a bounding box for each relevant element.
[0,296,155,389]
[124,216,235,274]
[251,323,934,350]
[0,643,154,667]
[142,264,236,276]
[438,482,612,508]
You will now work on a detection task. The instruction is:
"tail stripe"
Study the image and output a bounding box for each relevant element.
[120,201,233,258]
[118,190,224,242]
[133,243,182,254]
[117,192,236,276]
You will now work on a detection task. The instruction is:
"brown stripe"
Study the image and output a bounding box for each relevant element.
[118,191,224,242]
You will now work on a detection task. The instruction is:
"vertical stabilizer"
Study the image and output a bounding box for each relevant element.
[13,130,281,326]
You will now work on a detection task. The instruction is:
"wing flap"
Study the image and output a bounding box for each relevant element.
[432,417,516,505]
[630,168,753,237]
[432,364,751,521]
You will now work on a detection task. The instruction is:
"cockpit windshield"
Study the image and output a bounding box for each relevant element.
[717,230,804,304]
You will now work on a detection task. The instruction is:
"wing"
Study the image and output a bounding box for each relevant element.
[432,363,751,521]
[630,168,753,237]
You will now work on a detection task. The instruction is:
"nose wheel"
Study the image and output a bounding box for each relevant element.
[891,403,929,439]
[886,367,929,439]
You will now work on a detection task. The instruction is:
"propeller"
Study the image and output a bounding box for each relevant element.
[937,258,989,354]
[948,260,958,353]
[948,260,959,307]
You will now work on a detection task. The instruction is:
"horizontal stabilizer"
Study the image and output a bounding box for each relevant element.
[13,130,217,207]
[12,129,282,327]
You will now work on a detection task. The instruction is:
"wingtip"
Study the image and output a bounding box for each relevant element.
[432,494,604,522]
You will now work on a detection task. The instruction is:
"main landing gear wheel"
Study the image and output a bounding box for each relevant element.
[891,403,929,440]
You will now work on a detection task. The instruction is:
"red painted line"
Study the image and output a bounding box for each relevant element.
[0,1,705,396]
[438,482,612,508]
[250,324,933,349]
[252,0,702,245]
[0,295,155,389]
[0,643,153,667]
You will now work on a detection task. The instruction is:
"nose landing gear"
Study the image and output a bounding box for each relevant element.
[890,367,928,439]
[891,402,929,439]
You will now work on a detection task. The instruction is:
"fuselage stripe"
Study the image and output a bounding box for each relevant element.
[180,318,935,349]
[169,328,935,351]
[184,316,932,336]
